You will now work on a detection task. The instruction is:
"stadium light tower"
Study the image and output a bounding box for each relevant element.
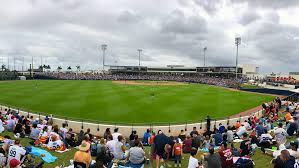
[235,36,241,79]
[203,47,207,67]
[137,49,142,70]
[101,44,107,71]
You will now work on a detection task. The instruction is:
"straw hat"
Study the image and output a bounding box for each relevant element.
[79,141,90,152]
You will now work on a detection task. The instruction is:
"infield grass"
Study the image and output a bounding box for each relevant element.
[0,80,274,124]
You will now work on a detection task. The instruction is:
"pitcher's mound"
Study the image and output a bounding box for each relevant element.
[112,80,187,86]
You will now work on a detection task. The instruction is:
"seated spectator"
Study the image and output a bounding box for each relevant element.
[202,135,211,149]
[213,129,223,146]
[255,122,265,137]
[129,130,137,147]
[218,123,225,134]
[178,129,186,141]
[74,141,92,167]
[231,143,240,157]
[259,130,273,153]
[14,120,24,137]
[183,135,192,153]
[287,141,298,158]
[274,123,287,145]
[234,121,241,130]
[0,119,4,133]
[0,143,9,167]
[218,142,233,168]
[272,150,295,168]
[96,138,106,154]
[65,128,76,147]
[30,123,40,140]
[9,158,21,168]
[285,112,293,123]
[143,129,151,145]
[286,119,297,136]
[190,127,198,137]
[265,119,273,131]
[236,124,247,138]
[239,133,251,156]
[226,126,234,143]
[112,128,121,141]
[126,140,145,167]
[203,146,222,168]
[188,148,199,168]
[76,130,85,146]
[84,128,93,140]
[95,146,113,168]
[59,123,68,139]
[6,116,15,132]
[106,135,115,154]
[191,133,202,150]
[46,132,65,151]
[113,135,126,160]
[24,120,31,136]
[7,139,26,164]
[35,126,49,145]
[243,120,251,130]
[103,128,111,140]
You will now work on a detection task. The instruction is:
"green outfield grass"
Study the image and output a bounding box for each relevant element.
[0,80,274,124]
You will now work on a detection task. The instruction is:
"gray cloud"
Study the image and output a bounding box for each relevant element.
[231,0,299,9]
[117,10,141,24]
[161,10,207,34]
[193,0,223,15]
[239,10,260,26]
[0,0,298,74]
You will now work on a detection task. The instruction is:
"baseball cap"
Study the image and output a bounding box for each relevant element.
[290,141,298,148]
[9,158,20,168]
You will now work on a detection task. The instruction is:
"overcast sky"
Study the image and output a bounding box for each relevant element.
[0,0,298,74]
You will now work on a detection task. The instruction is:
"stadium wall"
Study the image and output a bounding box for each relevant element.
[1,105,266,138]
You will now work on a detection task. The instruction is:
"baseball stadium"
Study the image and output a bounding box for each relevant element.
[1,1,299,168]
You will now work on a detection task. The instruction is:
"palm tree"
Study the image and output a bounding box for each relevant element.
[57,66,62,72]
[76,65,80,72]
[42,64,47,72]
[67,66,72,71]
[47,65,51,71]
[1,64,6,71]
[38,65,43,72]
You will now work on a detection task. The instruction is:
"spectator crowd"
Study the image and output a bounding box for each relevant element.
[35,72,241,88]
[0,97,299,168]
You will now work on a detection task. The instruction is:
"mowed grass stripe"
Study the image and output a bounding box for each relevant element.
[0,80,274,123]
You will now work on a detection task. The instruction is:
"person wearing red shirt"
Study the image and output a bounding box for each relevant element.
[183,135,192,153]
[218,142,233,168]
[172,139,183,167]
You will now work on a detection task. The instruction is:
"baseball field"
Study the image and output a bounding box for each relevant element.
[0,80,274,124]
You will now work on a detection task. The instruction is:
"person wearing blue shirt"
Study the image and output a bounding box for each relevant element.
[143,129,151,145]
[213,130,223,146]
[255,122,265,137]
[218,123,225,134]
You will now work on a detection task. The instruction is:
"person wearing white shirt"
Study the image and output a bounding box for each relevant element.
[106,135,116,153]
[243,121,251,130]
[7,139,26,164]
[112,128,121,141]
[273,143,287,158]
[236,125,247,137]
[60,123,68,139]
[188,148,199,168]
[259,131,273,153]
[274,123,287,145]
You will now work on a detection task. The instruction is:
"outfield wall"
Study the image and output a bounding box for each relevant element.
[0,105,266,138]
